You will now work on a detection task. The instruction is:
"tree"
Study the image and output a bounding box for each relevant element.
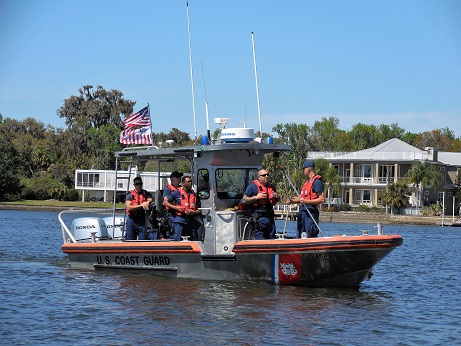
[58,85,135,129]
[414,129,460,152]
[57,85,135,170]
[315,158,341,209]
[381,180,410,215]
[152,128,191,147]
[377,123,407,142]
[347,123,382,150]
[405,161,442,208]
[310,117,354,151]
[272,123,312,189]
[0,117,23,199]
[454,171,461,218]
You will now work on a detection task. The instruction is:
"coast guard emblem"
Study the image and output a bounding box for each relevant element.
[277,254,302,284]
[280,262,298,276]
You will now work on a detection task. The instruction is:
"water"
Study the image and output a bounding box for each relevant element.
[1,210,460,345]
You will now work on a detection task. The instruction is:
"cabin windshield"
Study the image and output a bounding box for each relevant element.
[215,168,258,200]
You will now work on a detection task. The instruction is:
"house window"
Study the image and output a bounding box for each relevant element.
[354,164,372,182]
[363,189,371,203]
[353,189,371,204]
[437,192,444,203]
[379,165,394,183]
[354,165,362,182]
[363,165,372,180]
[354,189,361,204]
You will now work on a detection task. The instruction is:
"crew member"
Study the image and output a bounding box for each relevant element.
[286,160,325,238]
[242,169,279,239]
[164,175,201,240]
[125,176,153,240]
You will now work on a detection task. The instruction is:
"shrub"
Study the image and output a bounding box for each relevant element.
[64,189,79,201]
[421,204,445,216]
[370,206,385,213]
[357,204,370,212]
[338,204,352,211]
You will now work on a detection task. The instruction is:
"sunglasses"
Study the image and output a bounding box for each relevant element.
[259,174,269,177]
[134,183,143,186]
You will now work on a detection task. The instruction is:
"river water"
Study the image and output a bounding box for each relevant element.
[0,209,460,345]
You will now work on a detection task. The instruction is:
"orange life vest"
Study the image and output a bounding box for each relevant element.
[165,184,180,210]
[176,187,197,217]
[126,189,148,216]
[252,180,278,207]
[301,175,322,204]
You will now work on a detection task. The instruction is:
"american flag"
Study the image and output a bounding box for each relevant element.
[124,106,150,129]
[119,126,152,145]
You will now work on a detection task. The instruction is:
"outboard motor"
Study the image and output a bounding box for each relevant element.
[103,216,125,239]
[71,217,108,243]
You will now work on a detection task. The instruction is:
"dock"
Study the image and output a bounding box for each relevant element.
[273,205,299,220]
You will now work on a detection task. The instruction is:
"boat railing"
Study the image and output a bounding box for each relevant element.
[58,208,117,244]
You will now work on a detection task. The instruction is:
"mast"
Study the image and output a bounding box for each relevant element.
[201,60,211,141]
[186,1,198,142]
[251,32,263,136]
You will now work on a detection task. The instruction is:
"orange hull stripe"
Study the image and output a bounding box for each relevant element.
[233,235,403,253]
[62,242,202,254]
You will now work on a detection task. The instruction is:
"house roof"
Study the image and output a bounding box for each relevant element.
[330,138,428,162]
[438,152,461,166]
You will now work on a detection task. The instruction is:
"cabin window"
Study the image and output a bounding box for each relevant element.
[197,169,210,199]
[216,168,258,200]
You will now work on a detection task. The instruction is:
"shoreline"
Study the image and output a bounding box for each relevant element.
[2,203,458,226]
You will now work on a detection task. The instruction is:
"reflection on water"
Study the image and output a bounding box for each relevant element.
[1,210,460,345]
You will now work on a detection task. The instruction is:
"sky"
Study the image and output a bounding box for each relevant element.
[1,0,460,140]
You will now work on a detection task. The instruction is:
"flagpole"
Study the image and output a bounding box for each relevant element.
[147,103,154,146]
[186,1,198,143]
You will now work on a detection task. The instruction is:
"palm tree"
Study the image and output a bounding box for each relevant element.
[406,161,442,209]
[315,158,342,208]
[454,172,461,219]
[381,180,410,215]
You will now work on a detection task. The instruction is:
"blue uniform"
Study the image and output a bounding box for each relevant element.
[165,190,198,241]
[244,182,277,240]
[297,178,324,238]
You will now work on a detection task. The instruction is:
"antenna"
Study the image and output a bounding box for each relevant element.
[201,60,211,141]
[251,32,263,136]
[186,1,198,142]
[214,118,230,128]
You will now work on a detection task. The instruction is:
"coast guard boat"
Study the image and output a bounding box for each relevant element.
[58,125,403,288]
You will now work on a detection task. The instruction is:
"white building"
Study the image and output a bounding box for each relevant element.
[75,168,170,202]
[306,138,461,215]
